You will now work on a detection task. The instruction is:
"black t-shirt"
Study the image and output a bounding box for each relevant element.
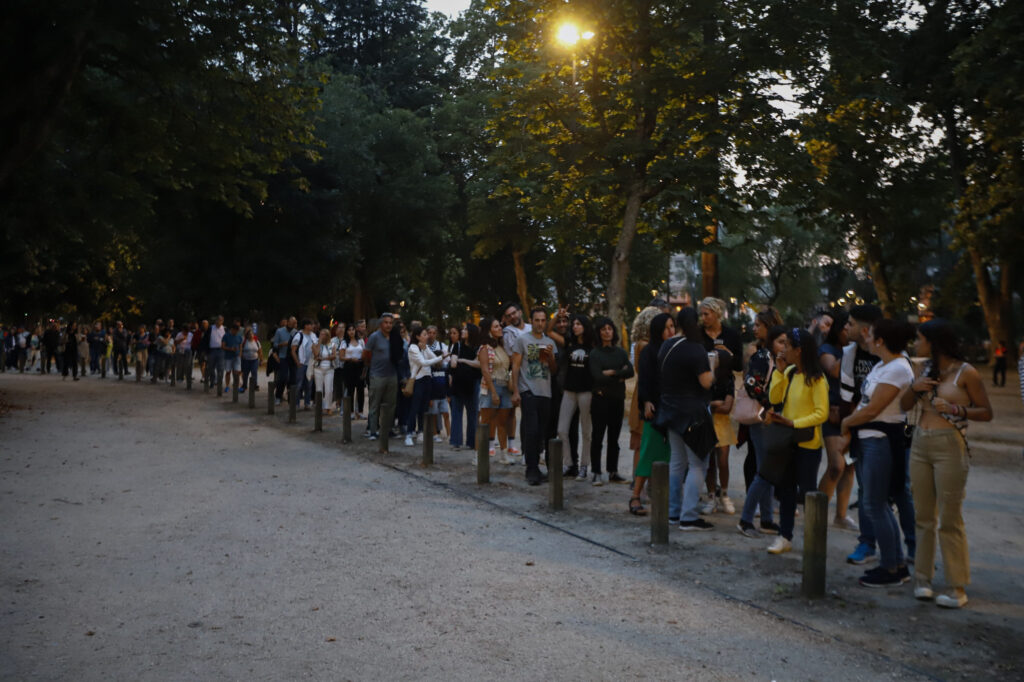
[450,342,481,396]
[659,338,712,403]
[852,345,879,404]
[563,340,593,393]
[710,348,735,402]
[701,325,743,373]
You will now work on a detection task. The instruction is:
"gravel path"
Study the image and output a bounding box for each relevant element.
[2,372,1020,680]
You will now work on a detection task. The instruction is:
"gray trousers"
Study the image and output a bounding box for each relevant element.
[367,375,398,437]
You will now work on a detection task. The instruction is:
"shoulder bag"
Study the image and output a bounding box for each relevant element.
[758,368,815,486]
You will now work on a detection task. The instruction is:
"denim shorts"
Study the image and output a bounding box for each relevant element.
[479,382,513,409]
[226,356,242,372]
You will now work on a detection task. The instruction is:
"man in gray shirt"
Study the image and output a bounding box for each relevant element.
[362,313,397,446]
[510,307,559,485]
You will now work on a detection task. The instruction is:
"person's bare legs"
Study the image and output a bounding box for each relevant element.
[819,435,854,524]
[835,462,855,521]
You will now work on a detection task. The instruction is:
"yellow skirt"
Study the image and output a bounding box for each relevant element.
[713,412,737,447]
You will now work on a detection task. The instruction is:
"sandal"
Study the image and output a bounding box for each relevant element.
[629,496,648,516]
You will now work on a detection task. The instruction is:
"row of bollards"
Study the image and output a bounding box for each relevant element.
[139,363,830,597]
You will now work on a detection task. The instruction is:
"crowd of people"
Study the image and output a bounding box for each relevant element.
[2,297,1016,609]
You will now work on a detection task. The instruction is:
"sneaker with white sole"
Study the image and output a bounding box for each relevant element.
[591,471,605,486]
[914,580,935,600]
[679,518,714,531]
[699,496,717,515]
[434,435,443,443]
[576,465,588,481]
[503,452,518,465]
[718,494,735,515]
[736,520,761,538]
[767,537,792,554]
[404,435,414,447]
[507,445,520,455]
[936,590,968,609]
[833,516,859,532]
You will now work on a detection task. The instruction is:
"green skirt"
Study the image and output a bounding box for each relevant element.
[634,421,671,478]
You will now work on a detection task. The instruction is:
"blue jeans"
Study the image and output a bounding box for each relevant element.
[294,363,311,406]
[740,423,774,524]
[90,347,103,373]
[207,348,225,387]
[859,436,906,569]
[450,382,480,447]
[241,358,259,389]
[853,440,916,557]
[406,376,432,434]
[668,429,707,522]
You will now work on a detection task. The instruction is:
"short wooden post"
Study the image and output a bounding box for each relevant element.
[548,438,564,510]
[248,375,256,408]
[422,414,435,466]
[476,428,490,484]
[802,491,828,598]
[203,369,209,393]
[169,361,176,387]
[136,360,142,383]
[216,372,223,399]
[267,381,275,415]
[185,364,192,390]
[650,461,670,545]
[342,395,352,443]
[314,391,323,432]
[288,385,297,423]
[231,372,239,403]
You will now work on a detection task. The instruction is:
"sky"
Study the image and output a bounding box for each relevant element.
[424,0,471,18]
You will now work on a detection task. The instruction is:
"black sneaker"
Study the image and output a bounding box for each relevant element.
[679,518,714,532]
[562,465,579,479]
[759,520,781,535]
[526,469,548,486]
[737,520,761,538]
[859,566,908,588]
[608,473,629,484]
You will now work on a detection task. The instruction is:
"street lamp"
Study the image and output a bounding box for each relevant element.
[556,22,594,83]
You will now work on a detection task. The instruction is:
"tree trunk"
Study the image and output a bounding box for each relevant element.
[969,247,1014,365]
[352,275,375,322]
[859,227,897,317]
[511,249,532,312]
[607,187,644,345]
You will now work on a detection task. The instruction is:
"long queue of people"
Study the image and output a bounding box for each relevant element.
[1,299,1000,608]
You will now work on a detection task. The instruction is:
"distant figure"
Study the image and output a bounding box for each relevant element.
[992,340,1007,387]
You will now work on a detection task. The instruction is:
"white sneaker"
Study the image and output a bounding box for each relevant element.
[936,591,968,609]
[433,435,443,443]
[576,465,588,481]
[699,496,717,515]
[833,516,859,532]
[719,494,735,515]
[591,472,605,486]
[767,537,792,554]
[914,581,934,601]
[503,451,518,465]
[404,435,414,447]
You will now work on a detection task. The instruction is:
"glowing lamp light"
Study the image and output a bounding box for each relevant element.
[557,23,581,46]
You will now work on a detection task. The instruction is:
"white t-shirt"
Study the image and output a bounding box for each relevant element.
[502,324,529,355]
[858,357,914,438]
[292,331,316,365]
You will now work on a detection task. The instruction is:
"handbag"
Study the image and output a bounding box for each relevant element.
[682,408,717,459]
[735,354,773,425]
[757,368,814,486]
[401,376,415,397]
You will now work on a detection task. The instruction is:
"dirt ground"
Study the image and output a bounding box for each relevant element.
[1,369,1022,680]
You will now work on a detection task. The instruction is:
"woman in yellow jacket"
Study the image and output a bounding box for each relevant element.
[738,327,829,554]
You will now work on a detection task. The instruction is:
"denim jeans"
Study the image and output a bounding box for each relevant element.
[241,358,259,390]
[450,382,480,447]
[668,429,708,522]
[519,391,550,473]
[405,376,431,434]
[274,357,291,399]
[207,348,225,387]
[777,447,821,541]
[852,439,915,557]
[89,347,103,373]
[294,363,311,407]
[859,436,906,569]
[739,423,775,524]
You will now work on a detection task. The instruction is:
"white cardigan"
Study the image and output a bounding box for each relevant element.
[408,344,444,380]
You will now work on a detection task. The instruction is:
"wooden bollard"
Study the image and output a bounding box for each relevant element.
[169,361,176,387]
[248,375,256,408]
[802,491,828,598]
[548,438,564,511]
[267,381,275,415]
[216,372,223,398]
[650,461,670,545]
[136,360,142,383]
[288,386,297,423]
[203,370,209,393]
[314,391,323,432]
[422,414,435,466]
[342,395,352,443]
[231,373,239,403]
[476,428,490,484]
[185,365,192,390]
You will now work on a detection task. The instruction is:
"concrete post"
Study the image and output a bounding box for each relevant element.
[802,491,828,598]
[650,461,670,545]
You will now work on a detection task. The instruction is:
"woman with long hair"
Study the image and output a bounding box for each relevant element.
[449,323,481,449]
[311,329,337,416]
[817,310,857,531]
[62,321,81,381]
[629,312,675,515]
[628,307,662,480]
[405,325,444,446]
[240,328,264,393]
[898,319,992,607]
[739,328,828,553]
[741,309,783,492]
[478,317,514,463]
[341,324,366,419]
[589,317,634,485]
[556,314,594,480]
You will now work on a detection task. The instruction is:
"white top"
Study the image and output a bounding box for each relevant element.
[858,357,914,438]
[292,331,316,365]
[316,342,334,369]
[329,337,345,369]
[502,324,529,355]
[175,331,192,354]
[209,325,225,349]
[343,339,365,363]
[408,344,444,380]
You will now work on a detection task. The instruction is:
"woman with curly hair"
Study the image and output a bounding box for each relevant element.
[627,306,662,480]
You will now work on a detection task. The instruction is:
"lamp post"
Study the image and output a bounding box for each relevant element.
[556,22,594,84]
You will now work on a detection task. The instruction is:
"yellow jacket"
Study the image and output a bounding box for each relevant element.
[769,366,829,449]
